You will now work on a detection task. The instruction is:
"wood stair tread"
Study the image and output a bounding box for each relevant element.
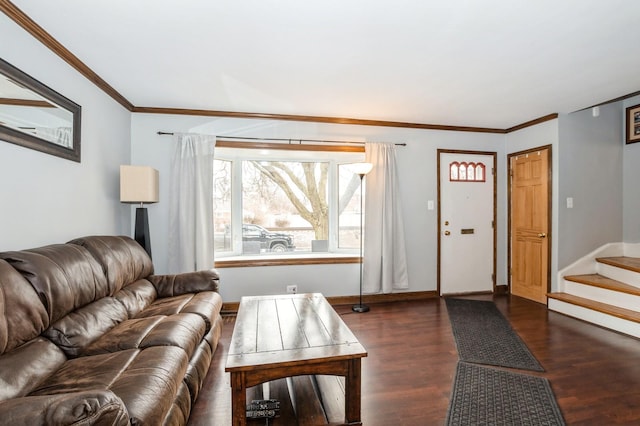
[548,292,640,323]
[564,273,640,296]
[596,256,640,273]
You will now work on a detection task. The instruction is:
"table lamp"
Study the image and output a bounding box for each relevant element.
[120,165,159,258]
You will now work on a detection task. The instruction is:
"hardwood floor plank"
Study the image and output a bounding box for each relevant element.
[315,375,345,424]
[289,375,327,426]
[268,379,298,426]
[191,295,640,425]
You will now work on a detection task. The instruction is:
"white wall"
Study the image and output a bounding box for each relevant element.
[131,113,506,302]
[623,95,640,243]
[0,15,131,251]
[557,104,623,269]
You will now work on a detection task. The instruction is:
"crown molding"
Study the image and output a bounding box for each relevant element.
[0,0,134,110]
[505,113,559,133]
[132,106,507,134]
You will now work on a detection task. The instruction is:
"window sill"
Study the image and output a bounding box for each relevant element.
[214,253,361,268]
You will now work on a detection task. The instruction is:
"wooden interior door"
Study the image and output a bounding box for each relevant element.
[510,147,550,304]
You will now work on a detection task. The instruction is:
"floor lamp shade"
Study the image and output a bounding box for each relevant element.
[120,165,159,257]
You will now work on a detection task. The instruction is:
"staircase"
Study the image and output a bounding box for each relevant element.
[548,243,640,339]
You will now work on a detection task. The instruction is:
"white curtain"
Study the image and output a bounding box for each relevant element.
[168,133,216,273]
[362,142,409,293]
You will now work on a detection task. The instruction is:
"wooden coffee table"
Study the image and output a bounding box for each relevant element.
[225,293,367,425]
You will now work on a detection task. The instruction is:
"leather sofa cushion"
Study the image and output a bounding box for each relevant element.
[0,390,129,426]
[184,327,215,403]
[32,346,188,425]
[83,313,206,358]
[163,382,192,426]
[0,244,110,323]
[43,297,129,358]
[136,291,223,332]
[113,279,157,318]
[136,294,192,318]
[180,291,223,331]
[0,260,49,354]
[69,236,154,294]
[0,337,66,401]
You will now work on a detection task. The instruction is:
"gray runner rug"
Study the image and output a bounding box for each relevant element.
[445,298,544,371]
[446,362,565,425]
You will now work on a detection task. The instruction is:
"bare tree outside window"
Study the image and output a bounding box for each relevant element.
[214,155,363,255]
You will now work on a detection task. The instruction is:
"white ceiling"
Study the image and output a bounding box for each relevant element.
[10,0,640,129]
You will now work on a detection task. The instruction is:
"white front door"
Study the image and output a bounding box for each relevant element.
[439,151,495,295]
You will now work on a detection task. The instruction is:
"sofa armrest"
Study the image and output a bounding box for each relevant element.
[0,390,129,425]
[148,269,219,297]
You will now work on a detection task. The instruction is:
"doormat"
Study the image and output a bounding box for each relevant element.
[446,362,565,425]
[445,298,543,371]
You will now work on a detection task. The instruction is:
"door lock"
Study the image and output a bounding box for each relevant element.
[538,233,546,238]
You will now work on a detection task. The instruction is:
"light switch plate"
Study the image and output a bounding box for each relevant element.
[567,197,573,209]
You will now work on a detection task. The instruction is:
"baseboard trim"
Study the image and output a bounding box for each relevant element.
[221,290,438,314]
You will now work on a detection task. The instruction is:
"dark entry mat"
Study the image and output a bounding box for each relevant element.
[446,362,565,425]
[445,298,543,371]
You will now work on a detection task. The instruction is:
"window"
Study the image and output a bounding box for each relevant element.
[449,161,486,182]
[214,144,364,259]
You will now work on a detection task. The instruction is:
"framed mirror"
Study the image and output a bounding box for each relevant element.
[0,57,81,162]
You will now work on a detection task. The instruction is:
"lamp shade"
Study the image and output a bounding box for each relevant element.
[352,162,373,176]
[120,165,159,203]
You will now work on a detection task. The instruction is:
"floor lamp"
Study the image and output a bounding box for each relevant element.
[352,162,373,313]
[120,165,159,258]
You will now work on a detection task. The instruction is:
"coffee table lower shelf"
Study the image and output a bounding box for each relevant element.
[245,374,350,425]
[229,358,363,426]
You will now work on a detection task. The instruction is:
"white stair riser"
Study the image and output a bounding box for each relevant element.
[548,299,640,339]
[563,281,640,311]
[595,264,640,289]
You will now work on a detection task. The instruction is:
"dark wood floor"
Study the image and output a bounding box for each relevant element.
[188,294,640,425]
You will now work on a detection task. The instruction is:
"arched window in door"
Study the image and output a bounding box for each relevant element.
[449,162,460,181]
[449,161,486,182]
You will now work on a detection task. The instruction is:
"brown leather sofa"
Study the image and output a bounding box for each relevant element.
[0,235,223,425]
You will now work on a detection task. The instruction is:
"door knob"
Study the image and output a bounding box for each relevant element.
[444,230,451,236]
[538,233,546,238]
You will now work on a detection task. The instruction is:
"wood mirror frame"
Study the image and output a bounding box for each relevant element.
[0,57,81,162]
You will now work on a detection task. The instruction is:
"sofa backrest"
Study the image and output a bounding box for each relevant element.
[0,236,156,359]
[0,260,67,400]
[0,259,49,354]
[69,235,154,293]
[0,244,111,324]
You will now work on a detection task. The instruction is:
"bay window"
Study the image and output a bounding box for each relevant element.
[213,144,364,261]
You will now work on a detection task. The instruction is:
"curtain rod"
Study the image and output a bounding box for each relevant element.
[156,131,406,146]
